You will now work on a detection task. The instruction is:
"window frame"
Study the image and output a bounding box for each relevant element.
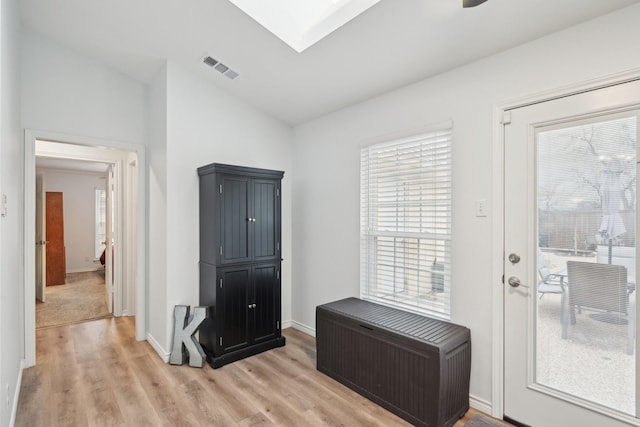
[360,123,452,319]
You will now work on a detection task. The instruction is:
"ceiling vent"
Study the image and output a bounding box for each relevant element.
[202,55,239,80]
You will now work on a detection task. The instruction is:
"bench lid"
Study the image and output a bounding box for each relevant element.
[317,297,470,350]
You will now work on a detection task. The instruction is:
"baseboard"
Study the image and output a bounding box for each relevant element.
[10,360,26,427]
[469,394,492,416]
[146,332,170,363]
[281,319,292,330]
[288,320,315,337]
[66,268,104,274]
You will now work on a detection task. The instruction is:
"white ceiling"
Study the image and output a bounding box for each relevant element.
[19,0,640,126]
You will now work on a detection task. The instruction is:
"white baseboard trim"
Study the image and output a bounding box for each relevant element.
[288,320,315,337]
[146,332,170,363]
[469,394,493,416]
[66,268,104,274]
[10,360,26,427]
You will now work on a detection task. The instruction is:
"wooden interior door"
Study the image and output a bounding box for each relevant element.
[45,192,65,286]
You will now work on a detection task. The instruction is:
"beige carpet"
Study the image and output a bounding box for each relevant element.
[36,270,112,329]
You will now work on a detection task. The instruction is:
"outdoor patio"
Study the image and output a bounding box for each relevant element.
[537,251,636,416]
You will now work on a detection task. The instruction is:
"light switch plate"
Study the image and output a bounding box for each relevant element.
[475,199,488,217]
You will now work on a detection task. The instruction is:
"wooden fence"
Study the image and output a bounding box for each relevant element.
[538,209,636,252]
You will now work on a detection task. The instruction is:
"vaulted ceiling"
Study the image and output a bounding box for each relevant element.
[20,0,640,125]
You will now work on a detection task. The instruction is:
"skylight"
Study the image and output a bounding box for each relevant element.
[228,0,381,53]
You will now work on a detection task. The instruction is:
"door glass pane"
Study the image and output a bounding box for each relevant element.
[536,115,637,416]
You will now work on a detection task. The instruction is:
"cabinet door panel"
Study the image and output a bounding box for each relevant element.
[253,180,279,261]
[221,176,250,264]
[218,267,250,353]
[252,263,279,344]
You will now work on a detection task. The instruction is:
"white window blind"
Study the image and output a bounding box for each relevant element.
[95,189,106,259]
[360,125,452,319]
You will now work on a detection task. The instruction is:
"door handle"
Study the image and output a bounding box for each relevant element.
[508,276,528,288]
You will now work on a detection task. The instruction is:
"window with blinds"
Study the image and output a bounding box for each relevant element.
[360,124,452,319]
[95,189,106,259]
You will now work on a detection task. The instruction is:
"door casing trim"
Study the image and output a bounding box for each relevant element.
[23,129,147,367]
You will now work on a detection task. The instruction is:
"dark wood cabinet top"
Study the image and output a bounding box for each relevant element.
[198,163,284,179]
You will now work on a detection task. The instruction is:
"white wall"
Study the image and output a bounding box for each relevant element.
[21,27,148,331]
[147,65,168,354]
[1,0,22,424]
[158,61,294,352]
[291,3,640,409]
[41,169,107,273]
[21,28,147,145]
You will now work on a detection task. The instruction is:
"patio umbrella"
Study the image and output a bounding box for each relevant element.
[598,159,626,263]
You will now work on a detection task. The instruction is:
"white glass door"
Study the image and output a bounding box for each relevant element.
[504,80,640,426]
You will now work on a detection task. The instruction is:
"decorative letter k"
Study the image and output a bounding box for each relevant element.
[169,305,209,367]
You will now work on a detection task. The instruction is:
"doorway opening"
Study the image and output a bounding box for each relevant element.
[35,156,115,328]
[24,130,147,367]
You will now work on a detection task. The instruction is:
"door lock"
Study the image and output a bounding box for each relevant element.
[508,253,521,264]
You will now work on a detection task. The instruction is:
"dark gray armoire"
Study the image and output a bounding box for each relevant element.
[198,163,285,368]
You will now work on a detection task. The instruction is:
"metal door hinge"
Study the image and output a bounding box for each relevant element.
[220,337,223,346]
[277,188,280,197]
[277,270,280,280]
[219,184,223,193]
[277,242,280,251]
[219,246,223,256]
[277,321,280,330]
[219,278,223,289]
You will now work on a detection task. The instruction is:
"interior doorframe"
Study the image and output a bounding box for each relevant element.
[23,129,147,367]
[492,68,640,420]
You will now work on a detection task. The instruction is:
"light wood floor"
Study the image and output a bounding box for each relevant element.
[16,317,504,426]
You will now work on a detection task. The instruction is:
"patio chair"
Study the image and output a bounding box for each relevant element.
[538,265,569,337]
[538,266,566,299]
[566,261,635,354]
